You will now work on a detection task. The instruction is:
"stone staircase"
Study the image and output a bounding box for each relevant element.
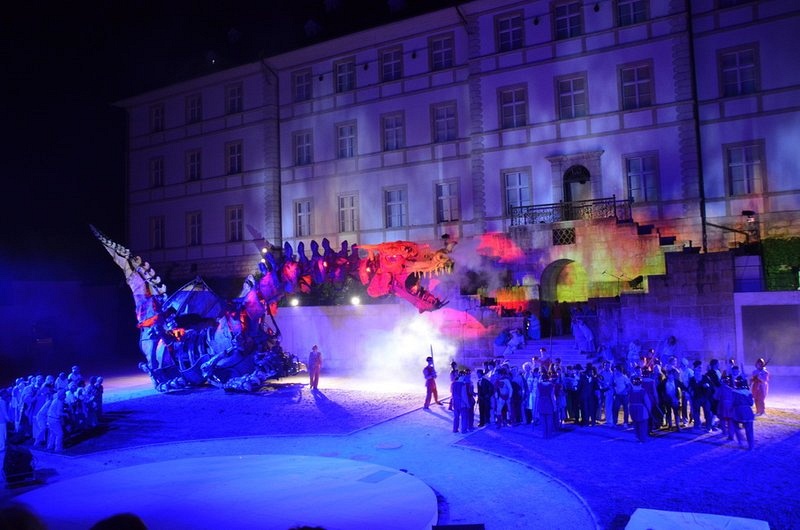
[494,336,597,368]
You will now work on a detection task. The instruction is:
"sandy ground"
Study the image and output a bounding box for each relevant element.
[4,372,800,529]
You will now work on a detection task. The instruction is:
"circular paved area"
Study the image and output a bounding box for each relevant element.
[14,454,438,530]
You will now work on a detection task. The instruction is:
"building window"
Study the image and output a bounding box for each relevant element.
[226,205,243,242]
[558,75,587,119]
[620,63,653,110]
[150,104,164,132]
[293,69,312,102]
[720,46,758,97]
[149,156,164,188]
[338,193,359,233]
[150,216,165,250]
[337,122,356,159]
[429,33,454,70]
[625,154,659,202]
[385,187,407,228]
[719,0,751,7]
[495,12,523,52]
[335,58,356,93]
[382,112,405,151]
[187,211,202,246]
[186,149,202,181]
[436,181,460,223]
[499,86,527,129]
[726,141,764,196]
[432,102,457,143]
[226,141,242,174]
[617,0,647,26]
[503,170,531,215]
[186,94,202,123]
[293,131,312,165]
[380,47,403,82]
[295,200,312,237]
[226,83,243,114]
[555,2,583,40]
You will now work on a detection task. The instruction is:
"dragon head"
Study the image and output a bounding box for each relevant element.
[357,240,454,313]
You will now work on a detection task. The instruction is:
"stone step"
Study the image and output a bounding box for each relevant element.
[461,336,595,369]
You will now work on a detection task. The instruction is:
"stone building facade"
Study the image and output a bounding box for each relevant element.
[116,0,800,308]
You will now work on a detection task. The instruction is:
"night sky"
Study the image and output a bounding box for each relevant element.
[2,0,463,281]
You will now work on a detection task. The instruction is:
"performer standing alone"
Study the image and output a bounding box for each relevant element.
[423,356,442,409]
[308,345,322,390]
[750,357,770,416]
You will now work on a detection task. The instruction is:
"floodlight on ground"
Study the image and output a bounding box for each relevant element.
[351,296,361,305]
[290,298,299,307]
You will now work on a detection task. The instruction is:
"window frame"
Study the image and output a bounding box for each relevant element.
[384,186,408,229]
[334,57,356,93]
[226,141,243,175]
[185,93,202,123]
[293,130,313,166]
[381,112,405,152]
[498,85,528,129]
[435,180,460,223]
[185,149,202,181]
[150,215,165,250]
[292,69,312,102]
[556,73,588,120]
[725,140,765,196]
[554,1,583,40]
[187,211,202,246]
[502,168,532,216]
[495,11,524,52]
[294,199,313,238]
[149,156,164,188]
[336,121,357,159]
[226,205,244,243]
[226,82,243,114]
[624,152,659,203]
[429,33,455,71]
[718,44,759,98]
[149,104,164,133]
[338,193,359,233]
[616,0,648,26]
[619,61,653,110]
[431,101,457,143]
[380,46,403,82]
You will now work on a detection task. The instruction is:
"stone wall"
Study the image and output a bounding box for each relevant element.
[595,250,737,363]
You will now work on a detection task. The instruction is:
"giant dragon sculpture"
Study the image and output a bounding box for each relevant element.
[92,225,454,392]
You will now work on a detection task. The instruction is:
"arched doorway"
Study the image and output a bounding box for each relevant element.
[540,259,589,303]
[563,165,592,220]
[563,164,590,203]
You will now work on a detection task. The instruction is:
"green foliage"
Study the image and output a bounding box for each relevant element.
[761,237,800,291]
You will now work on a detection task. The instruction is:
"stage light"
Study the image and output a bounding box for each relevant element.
[290,298,299,307]
[261,247,268,255]
[351,296,361,305]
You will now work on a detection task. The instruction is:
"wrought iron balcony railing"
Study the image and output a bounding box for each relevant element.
[510,196,632,226]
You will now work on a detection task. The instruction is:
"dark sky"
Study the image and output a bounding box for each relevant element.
[1,1,463,280]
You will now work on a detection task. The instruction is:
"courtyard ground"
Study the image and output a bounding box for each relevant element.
[3,371,799,529]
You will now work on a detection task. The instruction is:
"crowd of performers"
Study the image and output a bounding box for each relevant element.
[436,353,769,450]
[0,365,104,453]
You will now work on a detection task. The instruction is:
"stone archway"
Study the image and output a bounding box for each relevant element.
[540,259,589,303]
